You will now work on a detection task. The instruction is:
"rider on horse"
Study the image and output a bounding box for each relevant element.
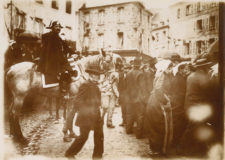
[38,20,79,88]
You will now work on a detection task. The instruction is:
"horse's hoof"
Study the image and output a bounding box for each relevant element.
[14,136,29,146]
[48,116,54,120]
[69,133,78,138]
[63,137,72,142]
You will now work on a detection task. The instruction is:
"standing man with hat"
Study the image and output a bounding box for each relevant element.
[125,57,146,139]
[178,58,222,157]
[65,64,104,159]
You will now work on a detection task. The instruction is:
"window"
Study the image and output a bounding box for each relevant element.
[98,33,104,49]
[84,11,90,23]
[210,2,216,8]
[156,33,159,42]
[35,0,43,4]
[84,36,89,50]
[139,33,142,49]
[160,21,164,25]
[209,38,215,45]
[66,0,72,14]
[117,32,124,49]
[139,9,142,23]
[15,12,26,30]
[186,5,192,15]
[117,7,124,23]
[197,19,203,31]
[34,18,44,35]
[177,8,181,19]
[52,0,58,9]
[196,41,202,54]
[209,16,216,30]
[98,10,104,25]
[163,31,166,38]
[197,2,201,12]
[184,42,190,55]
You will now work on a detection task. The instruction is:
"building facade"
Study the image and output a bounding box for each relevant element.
[4,0,79,44]
[151,2,219,58]
[169,1,219,58]
[78,1,152,58]
[150,9,170,56]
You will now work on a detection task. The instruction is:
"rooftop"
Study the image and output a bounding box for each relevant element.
[79,0,153,15]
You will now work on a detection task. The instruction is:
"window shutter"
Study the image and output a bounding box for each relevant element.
[194,21,196,32]
[206,17,209,31]
[215,15,219,30]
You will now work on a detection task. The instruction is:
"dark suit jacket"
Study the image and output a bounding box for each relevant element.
[39,31,73,83]
[184,70,212,110]
[75,81,102,130]
[143,70,155,104]
[125,68,145,103]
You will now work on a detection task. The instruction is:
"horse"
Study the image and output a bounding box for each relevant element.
[5,52,112,145]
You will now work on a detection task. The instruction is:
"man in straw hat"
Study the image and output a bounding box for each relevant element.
[65,64,105,159]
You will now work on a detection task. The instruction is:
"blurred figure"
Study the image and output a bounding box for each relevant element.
[125,57,146,139]
[178,58,222,157]
[168,62,191,154]
[117,59,127,127]
[145,59,173,155]
[4,40,23,70]
[100,54,119,128]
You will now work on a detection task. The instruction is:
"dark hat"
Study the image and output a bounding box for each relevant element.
[85,65,105,75]
[46,20,63,29]
[170,54,182,62]
[193,58,214,68]
[200,40,218,63]
[116,58,123,66]
[133,58,141,66]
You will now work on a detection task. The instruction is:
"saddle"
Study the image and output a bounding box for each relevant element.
[41,54,81,88]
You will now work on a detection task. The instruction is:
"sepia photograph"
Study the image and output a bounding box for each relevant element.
[0,0,223,159]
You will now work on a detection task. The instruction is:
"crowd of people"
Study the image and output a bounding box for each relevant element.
[4,20,222,159]
[112,41,222,158]
[62,41,222,159]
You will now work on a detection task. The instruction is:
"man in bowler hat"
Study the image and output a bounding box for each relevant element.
[65,65,104,159]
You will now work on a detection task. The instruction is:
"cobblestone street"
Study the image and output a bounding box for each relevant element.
[4,107,151,160]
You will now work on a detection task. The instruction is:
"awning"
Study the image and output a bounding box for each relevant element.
[16,31,41,42]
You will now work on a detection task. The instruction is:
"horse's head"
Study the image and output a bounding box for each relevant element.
[99,49,123,72]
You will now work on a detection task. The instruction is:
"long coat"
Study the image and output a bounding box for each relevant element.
[125,69,146,103]
[75,81,102,130]
[39,31,71,83]
[142,69,155,104]
[169,73,187,145]
[145,71,173,153]
[118,71,127,104]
